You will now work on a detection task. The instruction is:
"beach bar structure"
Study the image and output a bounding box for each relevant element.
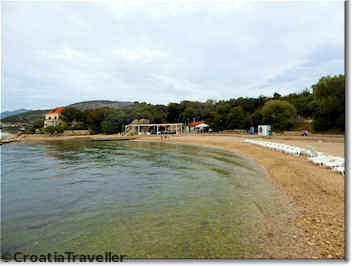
[125,123,184,135]
[187,121,210,133]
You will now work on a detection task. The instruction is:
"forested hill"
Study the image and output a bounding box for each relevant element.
[0,109,31,119]
[1,100,133,124]
[54,74,342,134]
[68,100,133,111]
[1,109,51,124]
[1,74,345,134]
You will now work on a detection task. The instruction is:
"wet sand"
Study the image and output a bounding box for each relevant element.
[137,134,345,259]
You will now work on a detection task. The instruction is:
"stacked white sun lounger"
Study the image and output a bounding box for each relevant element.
[244,139,345,176]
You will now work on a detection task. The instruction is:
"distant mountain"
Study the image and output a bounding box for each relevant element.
[1,109,31,119]
[1,109,50,124]
[1,100,133,124]
[68,100,133,111]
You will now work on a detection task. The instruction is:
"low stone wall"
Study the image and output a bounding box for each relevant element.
[63,130,90,136]
[220,129,247,134]
[283,131,302,136]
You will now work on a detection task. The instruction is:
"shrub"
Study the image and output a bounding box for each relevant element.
[44,126,56,135]
[54,125,65,134]
[61,122,69,130]
[32,119,44,129]
[24,130,34,134]
[30,119,44,133]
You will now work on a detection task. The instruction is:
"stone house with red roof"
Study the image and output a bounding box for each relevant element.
[44,107,65,128]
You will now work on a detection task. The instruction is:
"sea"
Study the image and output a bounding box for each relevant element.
[1,130,14,139]
[1,140,299,258]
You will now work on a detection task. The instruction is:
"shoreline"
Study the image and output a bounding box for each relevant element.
[5,133,345,258]
[0,134,138,144]
[136,135,345,259]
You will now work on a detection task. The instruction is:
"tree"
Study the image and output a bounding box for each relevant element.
[206,112,227,131]
[61,107,83,124]
[227,106,249,129]
[150,105,168,123]
[85,107,109,133]
[167,103,183,122]
[101,119,120,134]
[312,74,345,132]
[262,100,297,132]
[70,122,87,130]
[251,110,263,127]
[32,119,44,131]
[281,89,317,118]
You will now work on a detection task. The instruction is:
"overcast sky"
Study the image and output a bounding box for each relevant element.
[2,1,344,111]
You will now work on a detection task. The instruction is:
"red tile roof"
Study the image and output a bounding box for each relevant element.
[46,107,65,115]
[188,121,205,126]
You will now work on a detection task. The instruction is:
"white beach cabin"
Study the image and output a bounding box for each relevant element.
[188,121,209,133]
[258,125,271,136]
[195,123,209,133]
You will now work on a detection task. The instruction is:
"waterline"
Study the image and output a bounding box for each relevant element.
[2,140,300,258]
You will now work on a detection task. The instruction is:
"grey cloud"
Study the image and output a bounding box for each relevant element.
[2,1,344,111]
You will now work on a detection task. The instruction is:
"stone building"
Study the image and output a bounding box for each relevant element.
[44,107,65,128]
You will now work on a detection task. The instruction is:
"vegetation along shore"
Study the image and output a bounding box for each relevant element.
[1,74,345,135]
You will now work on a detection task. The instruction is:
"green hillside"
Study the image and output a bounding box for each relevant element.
[1,100,133,125]
[1,109,50,124]
[1,75,345,134]
[69,100,132,111]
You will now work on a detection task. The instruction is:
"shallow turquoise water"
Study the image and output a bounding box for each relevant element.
[1,140,296,258]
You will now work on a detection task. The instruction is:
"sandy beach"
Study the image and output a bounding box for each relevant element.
[136,134,345,259]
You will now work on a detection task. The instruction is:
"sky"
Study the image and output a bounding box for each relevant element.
[2,0,345,111]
